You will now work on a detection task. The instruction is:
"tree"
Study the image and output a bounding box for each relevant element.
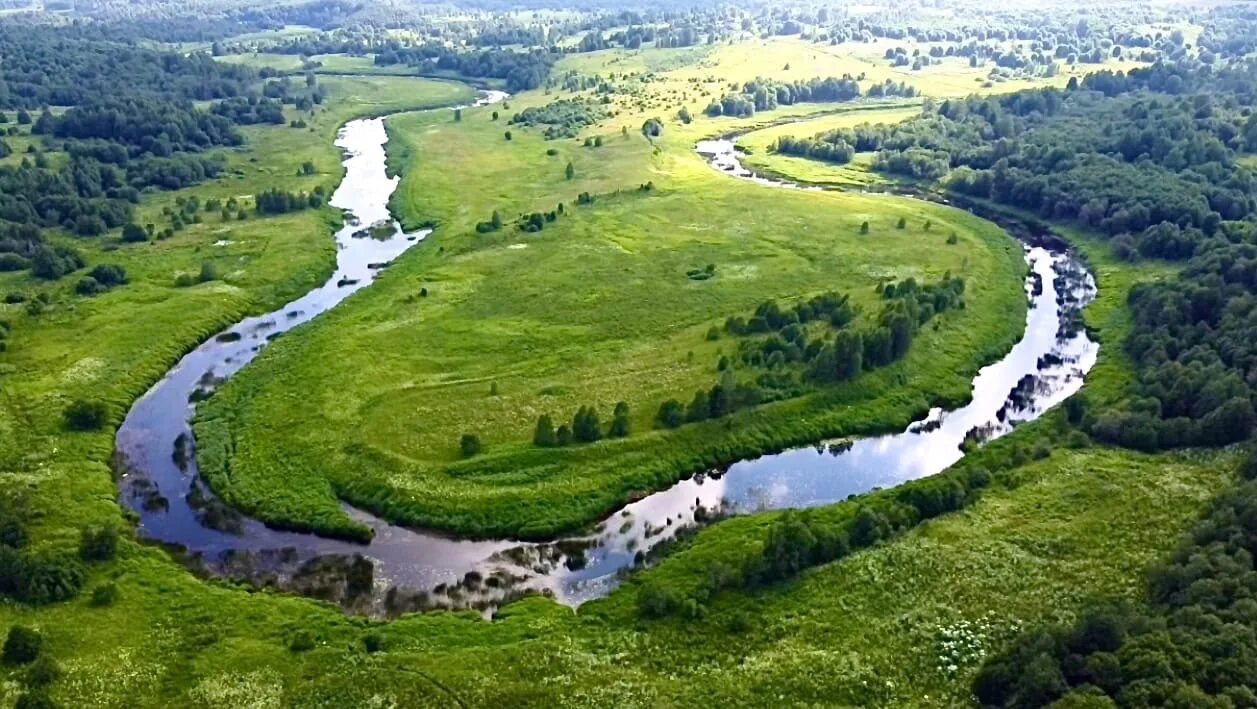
[656,399,684,428]
[504,130,512,141]
[832,330,863,380]
[533,414,556,447]
[608,402,630,438]
[490,210,503,230]
[453,108,462,122]
[860,221,870,234]
[3,625,40,665]
[641,118,663,138]
[459,433,482,457]
[686,390,710,422]
[572,406,602,443]
[555,424,573,446]
[677,106,693,124]
[896,216,907,229]
[565,161,575,180]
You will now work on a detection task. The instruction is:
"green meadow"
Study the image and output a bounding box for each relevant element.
[190,40,1053,540]
[2,35,1219,707]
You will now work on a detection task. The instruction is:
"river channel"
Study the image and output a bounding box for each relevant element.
[115,106,1098,614]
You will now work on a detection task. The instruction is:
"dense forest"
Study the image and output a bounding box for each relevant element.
[0,24,267,274]
[777,59,1257,452]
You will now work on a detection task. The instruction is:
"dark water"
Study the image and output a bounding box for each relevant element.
[114,112,1097,613]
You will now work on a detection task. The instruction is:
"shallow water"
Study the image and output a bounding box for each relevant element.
[115,108,1097,613]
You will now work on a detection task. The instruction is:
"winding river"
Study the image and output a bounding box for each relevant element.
[115,103,1098,614]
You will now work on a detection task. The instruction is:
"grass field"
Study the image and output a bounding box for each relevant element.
[0,36,1209,707]
[190,36,1157,540]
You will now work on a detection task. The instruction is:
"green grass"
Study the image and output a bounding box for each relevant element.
[196,121,1027,540]
[0,443,1227,706]
[0,39,1213,707]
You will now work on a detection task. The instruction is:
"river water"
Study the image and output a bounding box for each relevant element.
[114,109,1098,614]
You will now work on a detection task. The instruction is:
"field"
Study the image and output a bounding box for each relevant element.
[1,32,1216,707]
[192,40,1043,539]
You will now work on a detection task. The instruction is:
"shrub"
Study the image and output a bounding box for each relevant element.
[637,583,681,618]
[25,655,60,687]
[79,526,118,562]
[198,262,219,283]
[288,630,315,653]
[3,625,41,665]
[363,632,384,653]
[15,691,56,709]
[63,400,108,431]
[88,264,127,287]
[860,221,870,234]
[90,582,118,607]
[896,216,907,229]
[0,254,29,272]
[74,277,102,296]
[459,433,482,457]
[120,223,148,243]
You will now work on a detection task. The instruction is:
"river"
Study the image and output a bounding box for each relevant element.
[114,107,1098,615]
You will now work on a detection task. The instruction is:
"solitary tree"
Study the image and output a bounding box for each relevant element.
[860,221,870,234]
[565,161,575,180]
[459,433,482,457]
[453,108,462,122]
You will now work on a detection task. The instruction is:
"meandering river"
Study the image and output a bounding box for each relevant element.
[115,104,1098,614]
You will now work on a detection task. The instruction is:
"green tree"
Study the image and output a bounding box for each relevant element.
[608,402,630,438]
[656,399,684,428]
[504,130,512,141]
[453,108,462,122]
[832,330,863,381]
[686,390,710,422]
[572,406,602,443]
[533,414,556,447]
[860,221,870,234]
[896,216,907,229]
[555,424,573,446]
[565,161,575,180]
